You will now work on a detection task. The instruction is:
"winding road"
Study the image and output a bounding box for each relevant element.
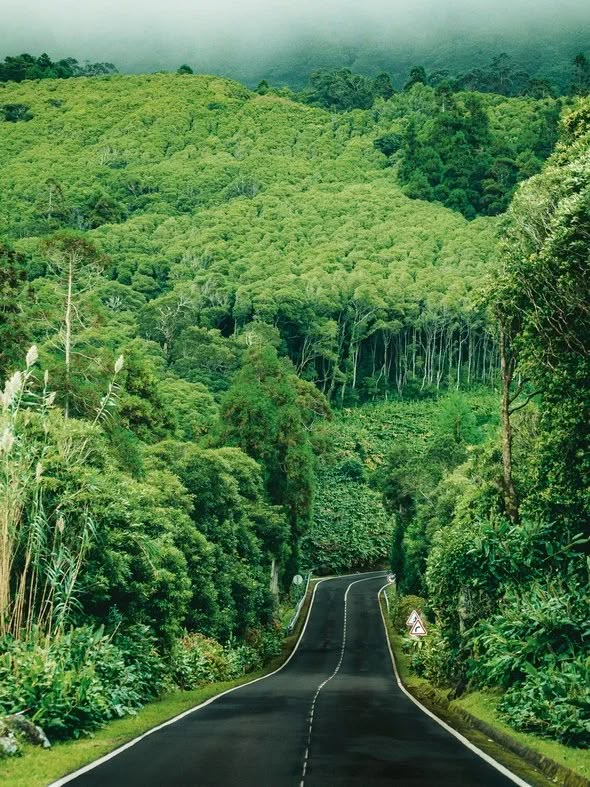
[58,572,526,786]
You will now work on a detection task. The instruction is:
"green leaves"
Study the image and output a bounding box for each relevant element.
[0,625,165,740]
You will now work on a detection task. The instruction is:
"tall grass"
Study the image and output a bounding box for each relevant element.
[0,347,122,642]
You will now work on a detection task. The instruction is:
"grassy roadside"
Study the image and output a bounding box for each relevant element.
[0,585,315,787]
[379,592,590,787]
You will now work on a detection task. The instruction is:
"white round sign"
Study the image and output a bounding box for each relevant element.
[292,574,304,586]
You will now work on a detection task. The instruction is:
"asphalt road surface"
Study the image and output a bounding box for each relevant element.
[63,572,523,787]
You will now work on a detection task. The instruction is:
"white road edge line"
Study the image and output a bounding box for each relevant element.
[299,572,387,787]
[47,570,384,787]
[377,584,531,787]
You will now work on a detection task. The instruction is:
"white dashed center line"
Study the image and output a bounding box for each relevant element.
[300,574,384,786]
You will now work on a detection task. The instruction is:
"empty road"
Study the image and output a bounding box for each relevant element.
[60,572,525,786]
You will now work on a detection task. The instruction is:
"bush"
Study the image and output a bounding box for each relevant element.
[498,657,590,746]
[245,625,283,663]
[171,626,283,689]
[171,633,230,689]
[408,626,463,687]
[0,625,165,740]
[224,643,260,678]
[468,572,588,689]
[388,592,427,633]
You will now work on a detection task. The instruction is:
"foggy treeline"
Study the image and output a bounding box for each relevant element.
[1,0,589,87]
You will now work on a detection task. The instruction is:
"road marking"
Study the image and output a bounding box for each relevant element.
[377,585,531,787]
[48,570,384,787]
[300,573,387,786]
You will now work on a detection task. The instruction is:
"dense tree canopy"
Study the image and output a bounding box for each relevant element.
[0,69,587,754]
[375,99,590,747]
[0,53,117,83]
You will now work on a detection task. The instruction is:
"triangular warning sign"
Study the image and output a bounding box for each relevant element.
[410,618,427,636]
[406,610,421,627]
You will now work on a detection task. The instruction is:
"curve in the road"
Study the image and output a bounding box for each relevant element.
[51,572,529,787]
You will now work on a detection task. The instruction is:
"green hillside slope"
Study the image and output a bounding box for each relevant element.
[0,73,501,402]
[0,72,587,759]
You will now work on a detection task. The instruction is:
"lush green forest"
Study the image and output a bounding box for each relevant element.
[0,53,117,83]
[379,106,590,746]
[0,64,588,758]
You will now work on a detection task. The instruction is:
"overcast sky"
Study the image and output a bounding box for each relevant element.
[1,0,588,74]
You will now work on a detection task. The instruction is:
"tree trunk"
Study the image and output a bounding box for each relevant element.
[64,257,73,419]
[270,558,279,596]
[500,328,519,522]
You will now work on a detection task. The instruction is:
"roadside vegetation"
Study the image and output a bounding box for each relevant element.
[374,105,590,751]
[0,51,587,773]
[381,587,590,784]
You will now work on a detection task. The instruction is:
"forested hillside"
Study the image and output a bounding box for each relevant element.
[1,73,509,405]
[379,103,590,747]
[0,67,588,761]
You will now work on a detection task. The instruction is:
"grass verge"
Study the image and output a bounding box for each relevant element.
[0,588,314,787]
[379,592,590,787]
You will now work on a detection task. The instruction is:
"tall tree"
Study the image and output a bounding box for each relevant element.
[219,345,320,579]
[0,244,29,378]
[404,66,427,91]
[41,231,104,417]
[495,100,590,528]
[571,53,590,96]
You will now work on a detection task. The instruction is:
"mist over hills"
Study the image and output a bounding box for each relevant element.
[1,0,589,89]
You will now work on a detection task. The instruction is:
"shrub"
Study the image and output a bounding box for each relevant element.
[245,625,283,663]
[170,626,283,690]
[224,643,260,678]
[0,625,165,740]
[388,592,427,633]
[498,657,590,746]
[468,572,588,689]
[171,633,230,689]
[408,626,462,687]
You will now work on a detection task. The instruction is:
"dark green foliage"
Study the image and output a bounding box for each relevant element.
[393,89,560,217]
[373,73,395,101]
[0,244,30,378]
[1,103,33,122]
[453,54,538,97]
[404,66,427,91]
[219,345,321,578]
[177,64,193,75]
[570,53,590,96]
[0,53,117,83]
[0,626,166,740]
[373,132,402,158]
[304,68,377,111]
